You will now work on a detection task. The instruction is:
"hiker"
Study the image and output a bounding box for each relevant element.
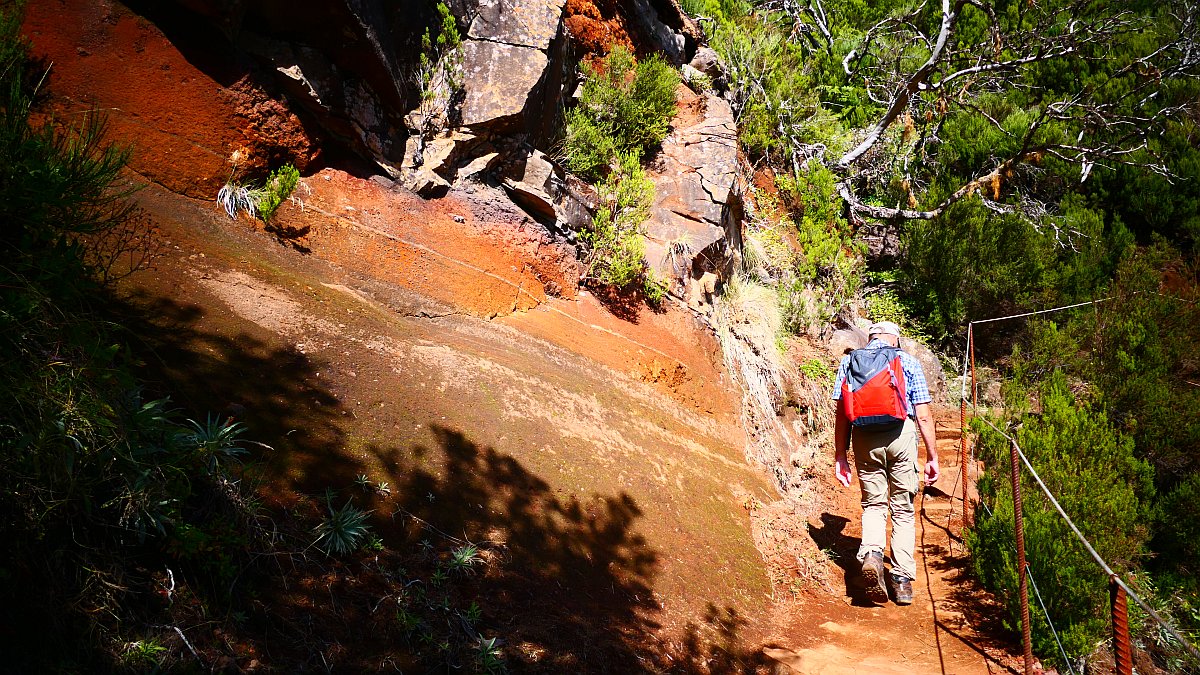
[831,321,939,605]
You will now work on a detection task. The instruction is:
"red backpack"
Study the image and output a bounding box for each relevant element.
[840,346,908,427]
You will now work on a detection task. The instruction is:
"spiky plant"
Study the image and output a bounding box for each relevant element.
[313,494,372,555]
[447,543,480,575]
[216,181,265,220]
[181,414,246,473]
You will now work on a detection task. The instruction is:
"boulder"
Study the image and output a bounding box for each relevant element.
[399,130,496,195]
[646,88,741,302]
[688,46,724,79]
[629,0,702,65]
[460,40,551,129]
[502,149,559,222]
[468,0,567,49]
[500,149,596,234]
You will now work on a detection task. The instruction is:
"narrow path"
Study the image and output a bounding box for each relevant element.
[763,411,1028,674]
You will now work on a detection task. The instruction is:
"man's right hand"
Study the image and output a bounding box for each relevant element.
[835,454,852,487]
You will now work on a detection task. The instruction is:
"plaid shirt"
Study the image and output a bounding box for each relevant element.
[831,339,931,418]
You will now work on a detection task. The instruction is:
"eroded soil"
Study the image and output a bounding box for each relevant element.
[121,181,778,669]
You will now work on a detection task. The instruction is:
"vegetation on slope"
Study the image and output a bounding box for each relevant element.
[564,45,679,304]
[679,0,1200,669]
[0,8,511,671]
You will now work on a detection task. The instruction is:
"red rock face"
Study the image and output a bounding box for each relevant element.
[21,0,319,197]
[563,0,638,64]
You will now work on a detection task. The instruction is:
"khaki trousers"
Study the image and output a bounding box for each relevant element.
[852,418,919,581]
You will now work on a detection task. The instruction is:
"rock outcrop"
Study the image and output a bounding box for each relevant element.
[401,0,573,194]
[646,86,742,312]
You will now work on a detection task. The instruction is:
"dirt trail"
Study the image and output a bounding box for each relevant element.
[763,414,1029,675]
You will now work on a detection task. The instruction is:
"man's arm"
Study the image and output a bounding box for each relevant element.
[834,401,852,487]
[914,402,939,484]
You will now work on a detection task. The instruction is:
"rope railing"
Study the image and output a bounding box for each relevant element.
[977,417,1200,665]
[958,293,1200,674]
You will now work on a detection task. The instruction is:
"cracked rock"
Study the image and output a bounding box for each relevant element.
[468,0,567,50]
[645,88,741,302]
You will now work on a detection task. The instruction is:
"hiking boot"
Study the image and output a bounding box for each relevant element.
[893,576,914,605]
[860,552,888,603]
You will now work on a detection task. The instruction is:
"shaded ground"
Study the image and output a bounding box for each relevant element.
[117,181,778,670]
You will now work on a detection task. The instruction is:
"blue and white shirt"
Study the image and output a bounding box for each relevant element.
[830,339,931,418]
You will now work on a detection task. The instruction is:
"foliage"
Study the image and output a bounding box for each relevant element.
[217,180,265,220]
[901,194,1120,337]
[968,373,1154,665]
[798,358,833,383]
[864,288,931,345]
[770,166,864,335]
[218,163,300,222]
[414,1,464,136]
[314,493,373,555]
[256,164,300,221]
[563,46,680,180]
[0,11,270,666]
[583,151,663,301]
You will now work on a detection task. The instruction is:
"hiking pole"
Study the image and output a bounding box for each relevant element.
[1009,438,1034,675]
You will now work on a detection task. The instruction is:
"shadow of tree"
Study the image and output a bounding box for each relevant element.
[104,288,770,672]
[110,289,364,496]
[807,512,881,607]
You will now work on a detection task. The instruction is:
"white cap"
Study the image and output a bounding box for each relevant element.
[868,321,901,338]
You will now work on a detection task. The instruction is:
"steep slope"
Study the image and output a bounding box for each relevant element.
[122,179,777,668]
[17,0,1036,670]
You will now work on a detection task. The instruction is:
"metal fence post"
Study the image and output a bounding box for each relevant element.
[1111,576,1134,675]
[962,325,974,529]
[1010,439,1034,674]
[960,398,970,528]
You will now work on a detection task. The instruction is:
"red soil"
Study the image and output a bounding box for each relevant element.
[563,0,637,63]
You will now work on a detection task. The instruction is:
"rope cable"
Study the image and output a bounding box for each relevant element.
[978,417,1200,662]
[1026,565,1078,675]
[968,297,1114,325]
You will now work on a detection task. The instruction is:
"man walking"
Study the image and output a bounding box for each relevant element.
[831,321,939,605]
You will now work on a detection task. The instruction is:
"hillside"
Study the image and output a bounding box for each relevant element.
[6,0,1198,672]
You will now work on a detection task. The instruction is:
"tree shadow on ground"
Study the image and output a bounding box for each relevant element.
[920,505,1025,674]
[110,289,366,496]
[807,512,881,607]
[344,427,774,673]
[106,289,770,672]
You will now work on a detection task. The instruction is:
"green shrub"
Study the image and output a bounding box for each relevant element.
[564,46,680,180]
[257,164,300,221]
[414,1,464,134]
[798,358,833,383]
[968,373,1154,666]
[217,163,300,222]
[583,151,655,290]
[314,492,373,555]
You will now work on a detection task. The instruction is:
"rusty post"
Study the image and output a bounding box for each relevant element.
[962,326,973,529]
[970,324,977,410]
[1010,438,1034,674]
[1111,577,1134,675]
[960,399,969,529]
